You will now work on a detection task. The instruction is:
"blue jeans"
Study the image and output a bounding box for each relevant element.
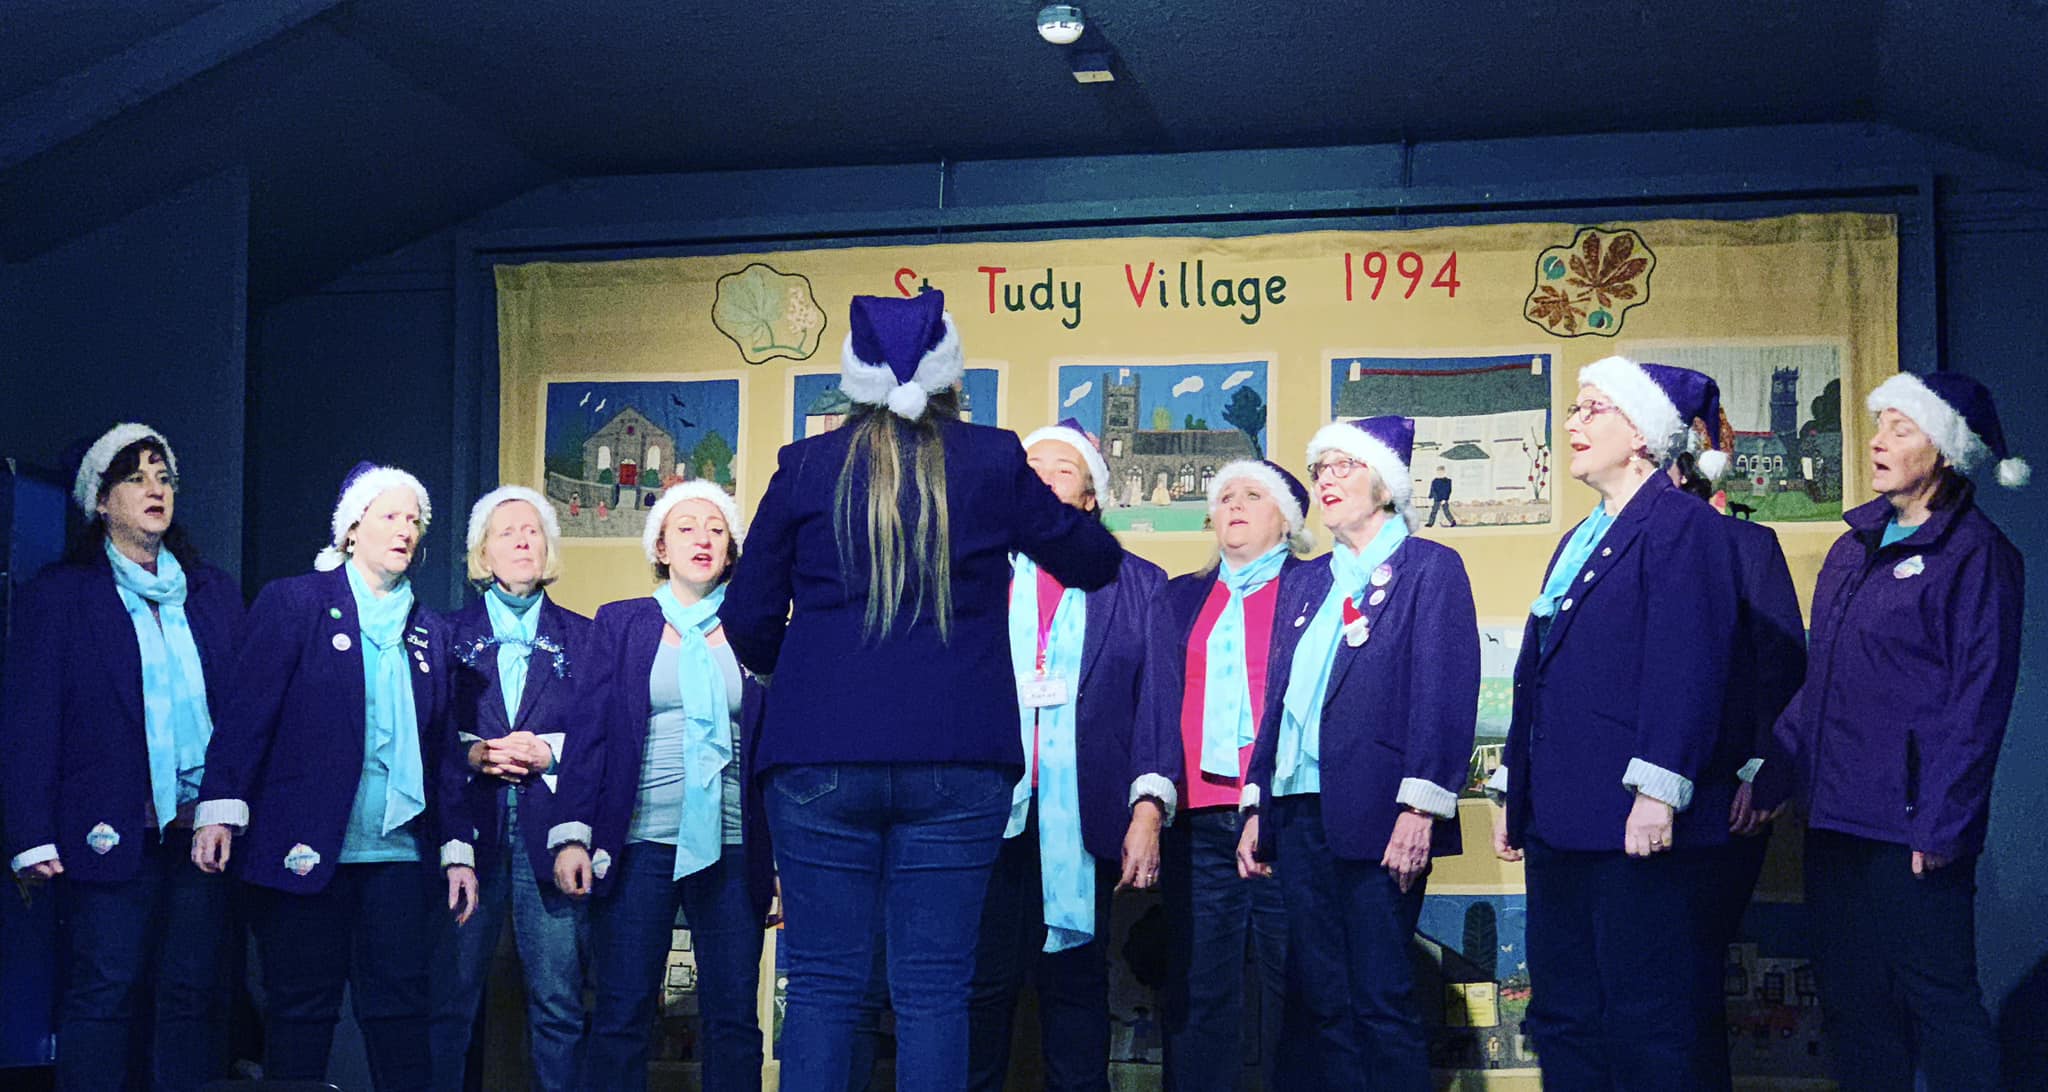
[586,841,762,1092]
[766,762,1013,1092]
[248,860,438,1092]
[1158,807,1315,1092]
[1805,829,1998,1092]
[430,791,590,1092]
[55,827,229,1092]
[1272,795,1428,1092]
[965,803,1116,1092]
[1523,836,1723,1091]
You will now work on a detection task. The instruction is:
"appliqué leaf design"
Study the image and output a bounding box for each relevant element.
[1523,227,1655,338]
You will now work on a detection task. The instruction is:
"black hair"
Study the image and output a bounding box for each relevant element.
[62,439,201,569]
[1671,451,1716,503]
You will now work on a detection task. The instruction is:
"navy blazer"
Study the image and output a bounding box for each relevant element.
[550,596,774,914]
[443,595,598,890]
[196,567,462,894]
[1060,551,1165,862]
[1503,473,1739,852]
[1245,538,1479,862]
[1128,556,1310,801]
[1720,518,1805,782]
[722,419,1125,774]
[2,554,245,882]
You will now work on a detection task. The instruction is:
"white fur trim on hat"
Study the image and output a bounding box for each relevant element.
[466,485,561,553]
[641,481,746,565]
[1579,356,1684,455]
[317,467,432,571]
[1307,422,1419,531]
[72,423,177,514]
[1695,450,1730,482]
[1206,460,1304,534]
[839,313,965,420]
[1020,425,1114,507]
[1866,372,1989,473]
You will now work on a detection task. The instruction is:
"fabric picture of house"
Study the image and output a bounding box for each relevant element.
[541,378,742,539]
[1327,354,1555,527]
[1055,361,1270,535]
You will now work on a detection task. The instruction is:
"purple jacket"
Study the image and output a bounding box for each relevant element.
[1719,518,1806,782]
[196,567,463,894]
[1503,473,1739,852]
[2,554,245,882]
[722,419,1124,774]
[1061,551,1165,862]
[549,596,775,913]
[1757,487,2023,860]
[1246,537,1479,862]
[443,595,597,891]
[1128,556,1310,801]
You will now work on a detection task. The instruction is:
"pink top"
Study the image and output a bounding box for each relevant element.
[1179,577,1279,811]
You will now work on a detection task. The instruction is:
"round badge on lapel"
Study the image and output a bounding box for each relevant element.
[328,607,343,619]
[417,661,431,673]
[1371,564,1393,588]
[332,633,353,652]
[1561,598,1575,612]
[1368,588,1388,607]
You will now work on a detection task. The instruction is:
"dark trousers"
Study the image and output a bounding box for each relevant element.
[1697,828,1771,1091]
[1523,836,1723,1091]
[766,762,1012,1092]
[586,841,762,1092]
[1158,807,1315,1092]
[55,827,229,1092]
[1804,828,1998,1091]
[1271,795,1428,1092]
[1426,499,1457,527]
[248,861,437,1092]
[965,805,1116,1092]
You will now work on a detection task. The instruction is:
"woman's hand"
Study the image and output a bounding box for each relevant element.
[1728,780,1780,836]
[1236,816,1270,879]
[1491,805,1523,863]
[1119,800,1163,890]
[1911,851,1951,877]
[1382,810,1434,893]
[554,844,593,897]
[19,857,63,884]
[191,824,234,873]
[491,732,554,774]
[447,865,480,925]
[1623,793,1676,858]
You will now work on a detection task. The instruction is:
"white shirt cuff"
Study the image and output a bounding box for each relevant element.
[547,821,593,851]
[1737,758,1764,784]
[538,732,566,793]
[1239,783,1261,813]
[458,731,484,745]
[10,844,59,873]
[1128,775,1178,825]
[194,799,250,831]
[440,840,476,869]
[1622,758,1695,810]
[1396,777,1459,820]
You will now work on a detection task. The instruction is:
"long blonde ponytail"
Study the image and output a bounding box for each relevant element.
[834,392,959,642]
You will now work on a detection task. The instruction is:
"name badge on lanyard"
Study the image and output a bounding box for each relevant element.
[1018,672,1071,708]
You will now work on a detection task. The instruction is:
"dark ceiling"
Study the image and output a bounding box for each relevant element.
[1,1,2043,303]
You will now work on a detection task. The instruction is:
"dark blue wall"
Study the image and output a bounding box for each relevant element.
[247,122,2046,1075]
[0,170,249,575]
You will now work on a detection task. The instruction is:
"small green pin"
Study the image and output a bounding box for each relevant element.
[329,607,342,619]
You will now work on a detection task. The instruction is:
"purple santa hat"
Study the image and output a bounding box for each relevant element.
[316,461,432,571]
[1579,356,1731,480]
[1020,417,1114,505]
[1206,460,1310,537]
[838,289,965,421]
[1307,415,1420,531]
[1867,371,2029,488]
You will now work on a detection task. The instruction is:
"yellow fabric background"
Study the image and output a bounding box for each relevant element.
[499,213,1897,620]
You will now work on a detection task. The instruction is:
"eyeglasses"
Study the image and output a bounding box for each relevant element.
[1307,457,1365,481]
[1566,399,1621,422]
[119,471,180,492]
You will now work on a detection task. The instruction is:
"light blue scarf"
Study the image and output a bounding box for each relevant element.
[654,583,733,881]
[1007,555,1094,954]
[1530,503,1616,621]
[1198,543,1289,778]
[105,540,214,830]
[346,563,426,836]
[482,585,543,722]
[1273,518,1409,794]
